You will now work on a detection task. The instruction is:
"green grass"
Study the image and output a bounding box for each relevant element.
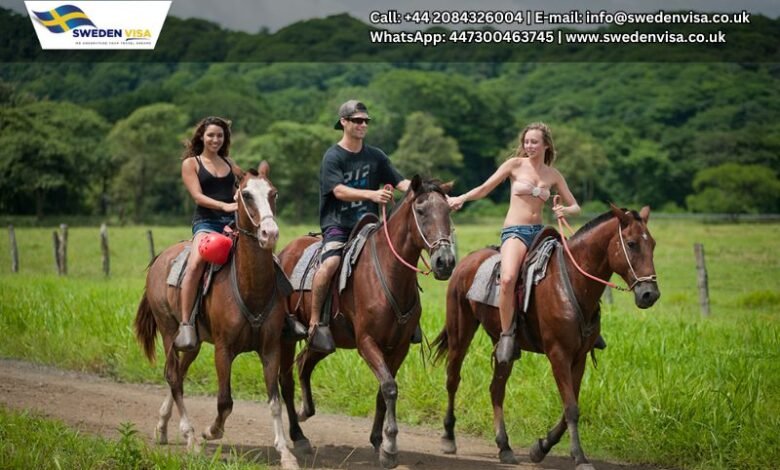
[0,407,268,469]
[1,219,779,469]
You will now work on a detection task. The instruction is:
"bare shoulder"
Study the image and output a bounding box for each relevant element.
[182,156,197,170]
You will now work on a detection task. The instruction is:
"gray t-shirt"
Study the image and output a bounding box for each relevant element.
[319,143,404,231]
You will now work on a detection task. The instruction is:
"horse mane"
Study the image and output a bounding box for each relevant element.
[387,178,447,218]
[571,208,641,241]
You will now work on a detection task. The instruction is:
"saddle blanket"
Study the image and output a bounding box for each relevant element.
[167,244,290,293]
[288,223,377,293]
[466,237,559,310]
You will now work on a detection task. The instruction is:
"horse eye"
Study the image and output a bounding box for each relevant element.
[242,191,253,200]
[627,240,638,249]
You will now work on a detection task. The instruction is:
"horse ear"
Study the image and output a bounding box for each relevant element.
[410,175,422,193]
[440,180,454,195]
[258,160,270,177]
[609,203,631,227]
[639,206,651,223]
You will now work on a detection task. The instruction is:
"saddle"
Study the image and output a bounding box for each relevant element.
[466,227,561,353]
[289,214,380,322]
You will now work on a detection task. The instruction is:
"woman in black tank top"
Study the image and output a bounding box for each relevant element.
[175,116,240,351]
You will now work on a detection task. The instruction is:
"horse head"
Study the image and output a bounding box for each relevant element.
[236,161,279,250]
[608,204,660,308]
[406,175,456,280]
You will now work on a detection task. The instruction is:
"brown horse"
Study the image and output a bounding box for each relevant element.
[134,162,299,469]
[432,205,660,470]
[278,176,456,468]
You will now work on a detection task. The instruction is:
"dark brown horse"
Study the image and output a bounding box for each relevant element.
[278,176,455,468]
[432,205,660,470]
[134,162,299,469]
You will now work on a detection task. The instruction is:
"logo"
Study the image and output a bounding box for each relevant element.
[25,1,171,50]
[31,4,96,33]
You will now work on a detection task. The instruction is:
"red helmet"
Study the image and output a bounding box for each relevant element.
[198,232,233,265]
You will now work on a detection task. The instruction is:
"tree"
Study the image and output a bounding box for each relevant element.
[235,121,333,222]
[686,163,780,214]
[0,100,109,217]
[542,125,608,204]
[392,112,463,182]
[105,103,188,222]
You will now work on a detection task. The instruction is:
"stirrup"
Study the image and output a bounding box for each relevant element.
[174,323,198,352]
[307,323,335,354]
[495,332,517,364]
[282,314,308,340]
[410,325,423,344]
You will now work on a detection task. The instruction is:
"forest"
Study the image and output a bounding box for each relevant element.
[1,7,779,222]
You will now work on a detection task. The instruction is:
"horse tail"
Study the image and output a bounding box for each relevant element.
[431,328,449,365]
[134,289,158,363]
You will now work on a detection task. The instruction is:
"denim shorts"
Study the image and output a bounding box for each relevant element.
[192,216,233,236]
[500,224,544,248]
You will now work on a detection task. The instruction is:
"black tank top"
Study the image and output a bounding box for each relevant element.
[193,155,237,223]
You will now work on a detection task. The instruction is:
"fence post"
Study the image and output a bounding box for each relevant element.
[58,224,68,276]
[9,225,19,273]
[52,230,61,274]
[100,223,110,277]
[694,243,710,317]
[147,229,155,262]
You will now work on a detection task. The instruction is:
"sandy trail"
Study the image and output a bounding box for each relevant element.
[0,359,659,469]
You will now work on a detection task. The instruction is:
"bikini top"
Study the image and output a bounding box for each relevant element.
[512,178,551,201]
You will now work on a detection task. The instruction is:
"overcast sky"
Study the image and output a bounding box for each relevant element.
[4,0,778,33]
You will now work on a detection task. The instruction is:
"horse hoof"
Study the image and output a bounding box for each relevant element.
[499,449,518,464]
[379,448,398,469]
[529,439,547,463]
[576,464,596,470]
[293,438,313,454]
[440,437,457,454]
[202,426,223,441]
[154,427,167,445]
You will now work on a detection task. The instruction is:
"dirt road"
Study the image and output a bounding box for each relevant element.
[0,359,658,469]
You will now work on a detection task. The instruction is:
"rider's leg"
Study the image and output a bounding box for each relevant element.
[175,233,208,351]
[308,252,340,353]
[495,237,527,364]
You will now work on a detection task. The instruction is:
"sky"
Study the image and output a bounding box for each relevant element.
[3,0,779,33]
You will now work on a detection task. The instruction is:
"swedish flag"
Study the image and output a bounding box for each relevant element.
[32,5,96,33]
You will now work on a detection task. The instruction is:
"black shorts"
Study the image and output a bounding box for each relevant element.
[321,226,349,262]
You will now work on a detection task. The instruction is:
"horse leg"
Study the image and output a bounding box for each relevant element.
[202,343,235,441]
[369,387,387,452]
[360,338,403,469]
[280,339,311,453]
[163,339,200,450]
[534,348,593,470]
[490,359,518,464]
[295,347,328,422]
[261,338,300,470]
[441,301,480,455]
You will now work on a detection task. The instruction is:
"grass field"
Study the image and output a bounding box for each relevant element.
[0,407,268,469]
[1,216,778,469]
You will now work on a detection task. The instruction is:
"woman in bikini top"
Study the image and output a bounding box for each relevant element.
[447,122,580,364]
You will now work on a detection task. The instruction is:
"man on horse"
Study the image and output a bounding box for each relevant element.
[307,100,411,353]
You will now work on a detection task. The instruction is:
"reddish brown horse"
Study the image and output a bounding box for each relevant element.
[432,205,660,470]
[134,162,299,469]
[278,176,455,468]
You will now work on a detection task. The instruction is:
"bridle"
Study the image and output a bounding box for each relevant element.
[380,184,453,276]
[554,195,657,292]
[236,181,276,240]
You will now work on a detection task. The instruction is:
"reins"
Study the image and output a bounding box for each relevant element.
[553,195,656,292]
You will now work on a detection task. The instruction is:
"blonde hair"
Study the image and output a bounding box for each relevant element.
[513,122,556,165]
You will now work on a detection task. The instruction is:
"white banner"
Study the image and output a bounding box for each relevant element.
[25,1,171,50]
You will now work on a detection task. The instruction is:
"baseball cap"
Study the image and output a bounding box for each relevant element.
[334,100,370,130]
